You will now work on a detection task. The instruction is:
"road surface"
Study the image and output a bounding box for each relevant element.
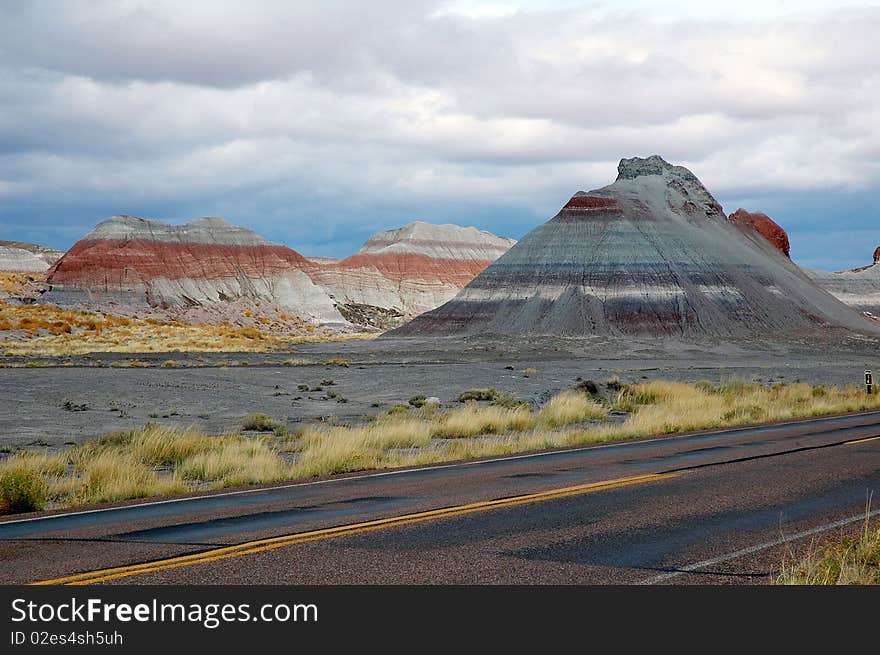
[1,411,878,584]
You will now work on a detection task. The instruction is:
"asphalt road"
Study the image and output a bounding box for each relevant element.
[2,411,878,584]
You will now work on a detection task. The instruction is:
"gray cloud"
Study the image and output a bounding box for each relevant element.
[0,1,878,268]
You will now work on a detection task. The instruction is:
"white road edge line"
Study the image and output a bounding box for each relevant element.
[640,507,880,585]
[1,410,877,527]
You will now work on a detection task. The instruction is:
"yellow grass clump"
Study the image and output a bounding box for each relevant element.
[178,439,288,488]
[535,390,608,428]
[432,404,533,438]
[67,451,187,505]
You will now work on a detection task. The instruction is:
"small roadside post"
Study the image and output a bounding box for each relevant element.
[866,369,874,395]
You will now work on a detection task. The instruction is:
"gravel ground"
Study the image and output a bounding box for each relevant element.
[1,334,878,449]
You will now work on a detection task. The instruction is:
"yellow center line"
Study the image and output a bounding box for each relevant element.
[845,435,880,445]
[32,472,677,586]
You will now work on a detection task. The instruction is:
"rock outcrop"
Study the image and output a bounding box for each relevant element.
[0,241,64,272]
[45,216,344,323]
[728,209,790,258]
[393,155,877,339]
[806,247,880,318]
[312,222,515,323]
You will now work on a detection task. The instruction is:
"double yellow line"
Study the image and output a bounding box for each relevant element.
[33,472,676,585]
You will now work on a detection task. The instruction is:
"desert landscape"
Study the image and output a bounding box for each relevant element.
[1,1,878,594]
[3,156,879,453]
[2,158,879,550]
[2,169,878,590]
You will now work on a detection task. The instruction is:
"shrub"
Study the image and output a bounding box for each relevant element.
[242,413,280,432]
[490,392,530,409]
[409,395,427,408]
[458,388,499,402]
[0,467,48,514]
[573,379,599,395]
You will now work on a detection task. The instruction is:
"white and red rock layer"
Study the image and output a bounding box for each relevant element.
[313,222,515,317]
[728,209,790,258]
[45,216,344,323]
[806,247,880,317]
[394,156,877,339]
[0,241,64,272]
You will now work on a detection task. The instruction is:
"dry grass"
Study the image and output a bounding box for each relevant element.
[0,272,35,296]
[64,451,187,505]
[242,413,282,432]
[0,301,288,354]
[432,404,533,438]
[535,390,608,428]
[178,440,287,488]
[0,451,65,512]
[0,424,294,511]
[777,516,880,584]
[290,417,435,478]
[616,380,880,436]
[0,301,376,356]
[4,381,880,513]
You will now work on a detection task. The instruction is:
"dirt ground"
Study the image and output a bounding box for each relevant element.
[1,333,878,449]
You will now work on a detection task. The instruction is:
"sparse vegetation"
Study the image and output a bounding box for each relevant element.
[777,517,880,585]
[616,380,880,435]
[0,300,375,356]
[4,380,880,513]
[0,272,34,297]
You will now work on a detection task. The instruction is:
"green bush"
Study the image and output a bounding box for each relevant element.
[0,469,47,514]
[408,395,427,408]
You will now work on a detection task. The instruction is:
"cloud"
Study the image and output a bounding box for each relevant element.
[0,1,878,265]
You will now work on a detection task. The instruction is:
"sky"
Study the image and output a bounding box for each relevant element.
[1,0,879,270]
